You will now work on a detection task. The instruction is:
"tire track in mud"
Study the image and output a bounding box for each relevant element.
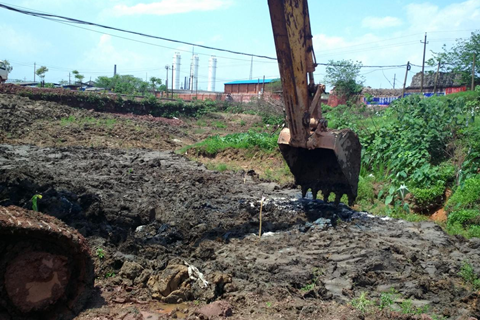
[1,144,480,319]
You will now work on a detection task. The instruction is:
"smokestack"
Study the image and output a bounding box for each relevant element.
[208,56,217,92]
[173,52,181,90]
[190,54,199,91]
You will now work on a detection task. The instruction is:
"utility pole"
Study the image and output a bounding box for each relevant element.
[114,64,117,76]
[420,32,428,93]
[165,65,170,98]
[34,62,36,82]
[69,72,71,85]
[195,76,198,99]
[249,56,253,80]
[171,64,174,99]
[433,60,441,94]
[393,74,396,89]
[402,61,411,98]
[472,53,476,91]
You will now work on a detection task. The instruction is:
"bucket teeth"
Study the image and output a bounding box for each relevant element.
[322,189,331,202]
[300,186,353,207]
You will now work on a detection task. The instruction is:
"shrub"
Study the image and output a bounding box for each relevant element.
[411,183,445,209]
[448,209,480,227]
[446,175,480,212]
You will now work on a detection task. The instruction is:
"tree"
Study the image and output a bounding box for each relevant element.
[149,77,162,93]
[3,60,13,73]
[429,30,480,85]
[324,60,364,98]
[72,70,84,85]
[35,66,48,85]
[94,74,151,95]
[265,79,282,93]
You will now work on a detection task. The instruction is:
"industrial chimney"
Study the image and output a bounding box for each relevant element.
[189,54,199,91]
[208,56,217,92]
[173,52,181,90]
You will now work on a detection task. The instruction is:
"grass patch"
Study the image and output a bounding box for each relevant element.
[180,130,278,156]
[350,289,439,317]
[60,115,117,128]
[212,120,227,129]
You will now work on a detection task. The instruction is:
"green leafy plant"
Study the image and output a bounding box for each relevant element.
[300,268,323,292]
[96,248,105,259]
[379,288,398,310]
[446,175,480,212]
[458,260,480,290]
[351,292,374,314]
[31,194,42,212]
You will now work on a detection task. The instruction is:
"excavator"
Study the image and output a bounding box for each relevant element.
[268,0,361,205]
[0,1,360,319]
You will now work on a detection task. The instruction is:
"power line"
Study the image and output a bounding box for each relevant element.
[0,2,278,61]
[0,2,433,70]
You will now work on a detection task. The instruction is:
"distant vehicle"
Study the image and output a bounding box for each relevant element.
[0,60,11,83]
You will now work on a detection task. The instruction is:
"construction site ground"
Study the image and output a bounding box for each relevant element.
[1,93,479,320]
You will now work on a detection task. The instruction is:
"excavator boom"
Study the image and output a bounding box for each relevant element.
[268,0,361,205]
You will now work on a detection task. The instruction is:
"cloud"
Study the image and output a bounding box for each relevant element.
[405,0,480,32]
[1,24,50,56]
[362,16,402,29]
[111,0,233,16]
[81,34,153,72]
[310,0,480,88]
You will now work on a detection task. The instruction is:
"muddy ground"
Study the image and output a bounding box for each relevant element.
[0,93,480,320]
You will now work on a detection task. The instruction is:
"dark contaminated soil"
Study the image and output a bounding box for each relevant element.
[1,92,480,320]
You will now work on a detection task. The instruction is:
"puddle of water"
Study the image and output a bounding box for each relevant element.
[144,301,189,318]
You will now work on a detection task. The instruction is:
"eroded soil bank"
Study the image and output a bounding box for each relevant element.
[0,93,479,319]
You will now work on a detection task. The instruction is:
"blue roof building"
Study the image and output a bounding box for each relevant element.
[224,78,279,94]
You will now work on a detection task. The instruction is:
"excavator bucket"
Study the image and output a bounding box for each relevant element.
[278,127,361,205]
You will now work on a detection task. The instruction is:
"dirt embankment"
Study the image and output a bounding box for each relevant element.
[0,92,479,319]
[0,93,192,150]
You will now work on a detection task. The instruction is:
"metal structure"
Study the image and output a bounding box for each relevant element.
[268,0,361,205]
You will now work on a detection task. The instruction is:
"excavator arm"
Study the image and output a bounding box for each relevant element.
[268,0,361,205]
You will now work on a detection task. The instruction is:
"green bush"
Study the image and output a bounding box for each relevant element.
[448,209,480,227]
[361,95,477,188]
[446,175,480,212]
[411,183,445,208]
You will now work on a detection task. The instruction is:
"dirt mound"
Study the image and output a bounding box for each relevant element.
[0,93,192,150]
[1,144,479,319]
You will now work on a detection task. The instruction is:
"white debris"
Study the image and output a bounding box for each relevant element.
[135,225,145,233]
[262,231,275,237]
[185,262,209,288]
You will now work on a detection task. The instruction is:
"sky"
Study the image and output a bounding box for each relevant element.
[1,0,479,91]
